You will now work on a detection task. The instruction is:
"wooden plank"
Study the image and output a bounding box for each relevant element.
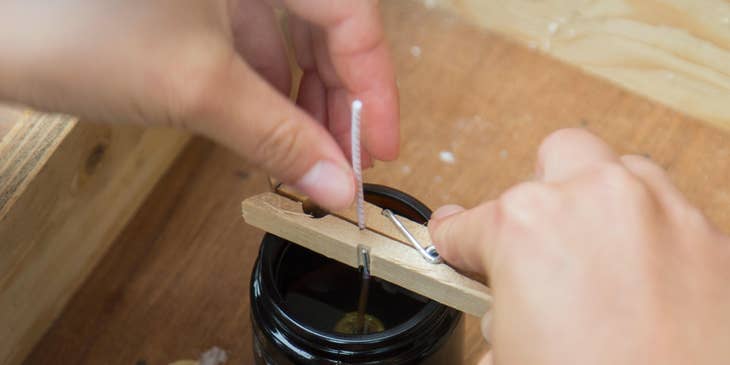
[0,111,189,365]
[23,1,730,364]
[241,192,492,317]
[377,0,730,231]
[0,105,24,141]
[273,182,434,251]
[0,114,75,217]
[273,182,488,285]
[23,140,271,365]
[425,0,730,131]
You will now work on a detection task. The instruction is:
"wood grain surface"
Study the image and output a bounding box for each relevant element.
[24,1,730,364]
[0,104,23,140]
[0,113,189,365]
[428,0,730,131]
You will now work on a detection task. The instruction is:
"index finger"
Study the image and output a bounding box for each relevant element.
[537,128,618,183]
[429,202,498,276]
[283,0,399,160]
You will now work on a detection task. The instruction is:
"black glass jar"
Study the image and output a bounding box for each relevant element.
[250,184,464,364]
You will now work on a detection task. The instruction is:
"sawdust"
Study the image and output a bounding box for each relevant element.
[439,151,456,164]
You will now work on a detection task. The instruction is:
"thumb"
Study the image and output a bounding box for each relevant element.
[428,201,497,276]
[478,351,494,365]
[190,58,355,211]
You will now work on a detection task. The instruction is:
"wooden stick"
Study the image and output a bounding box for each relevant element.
[241,192,492,317]
[271,182,433,250]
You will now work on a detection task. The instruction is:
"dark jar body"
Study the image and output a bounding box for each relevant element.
[249,184,464,364]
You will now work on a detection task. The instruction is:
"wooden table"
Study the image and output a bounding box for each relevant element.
[23,1,730,364]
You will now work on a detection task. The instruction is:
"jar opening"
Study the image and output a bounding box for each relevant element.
[274,243,430,335]
[251,185,464,362]
[267,184,439,339]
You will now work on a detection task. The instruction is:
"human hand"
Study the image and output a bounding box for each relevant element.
[0,0,398,210]
[429,129,730,365]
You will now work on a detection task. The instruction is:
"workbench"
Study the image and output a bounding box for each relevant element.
[3,1,730,364]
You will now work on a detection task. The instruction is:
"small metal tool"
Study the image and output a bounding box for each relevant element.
[357,244,371,275]
[356,245,371,333]
[351,100,365,230]
[382,209,443,264]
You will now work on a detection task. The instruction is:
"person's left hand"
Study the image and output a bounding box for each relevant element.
[0,0,399,210]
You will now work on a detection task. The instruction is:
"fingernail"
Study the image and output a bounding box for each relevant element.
[295,160,354,211]
[431,204,465,221]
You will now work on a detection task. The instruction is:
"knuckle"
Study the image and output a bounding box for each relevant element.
[252,120,302,173]
[539,128,591,155]
[622,154,665,176]
[682,206,711,231]
[544,128,588,144]
[499,182,557,227]
[170,71,224,126]
[160,44,235,129]
[595,162,649,200]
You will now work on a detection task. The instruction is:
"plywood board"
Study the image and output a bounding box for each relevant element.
[425,0,730,131]
[0,105,23,140]
[0,112,189,365]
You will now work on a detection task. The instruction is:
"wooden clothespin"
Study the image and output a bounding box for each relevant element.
[241,182,492,317]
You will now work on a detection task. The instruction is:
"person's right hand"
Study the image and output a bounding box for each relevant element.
[429,129,730,365]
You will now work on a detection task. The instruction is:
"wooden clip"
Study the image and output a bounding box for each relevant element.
[241,192,492,317]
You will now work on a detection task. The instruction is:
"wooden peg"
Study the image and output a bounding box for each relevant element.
[269,183,434,250]
[241,192,492,317]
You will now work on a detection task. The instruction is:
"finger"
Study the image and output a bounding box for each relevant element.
[291,18,373,167]
[478,351,494,365]
[326,86,374,168]
[289,15,315,71]
[311,27,375,166]
[620,154,689,210]
[289,17,327,125]
[333,132,374,169]
[431,204,465,220]
[311,25,343,89]
[192,57,354,210]
[537,128,618,183]
[230,0,291,94]
[481,310,493,345]
[428,202,497,275]
[283,0,400,161]
[297,71,327,124]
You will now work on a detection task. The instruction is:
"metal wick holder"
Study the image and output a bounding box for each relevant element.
[357,245,371,275]
[381,209,443,264]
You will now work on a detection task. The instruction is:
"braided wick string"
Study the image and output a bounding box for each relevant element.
[351,100,365,230]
